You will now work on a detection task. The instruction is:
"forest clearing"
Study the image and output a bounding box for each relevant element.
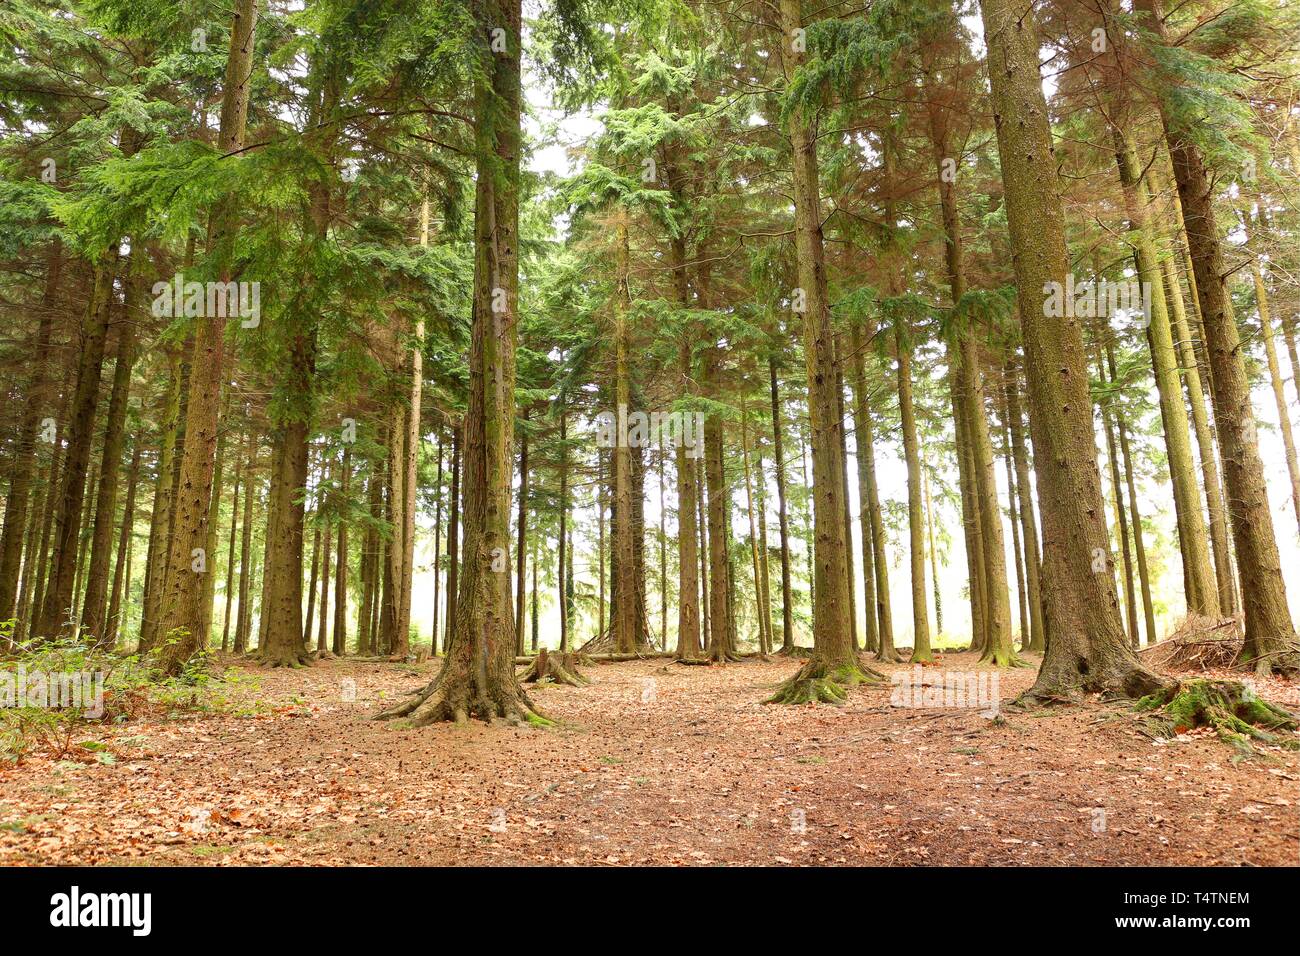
[2,0,1300,907]
[3,652,1297,867]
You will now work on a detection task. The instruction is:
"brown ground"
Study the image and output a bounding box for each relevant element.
[2,651,1297,866]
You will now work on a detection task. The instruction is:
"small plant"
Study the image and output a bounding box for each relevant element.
[0,635,223,763]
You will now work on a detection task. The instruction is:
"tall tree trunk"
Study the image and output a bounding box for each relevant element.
[431,430,444,653]
[559,411,571,653]
[1096,346,1140,647]
[221,433,245,652]
[0,240,61,627]
[741,405,771,655]
[658,432,668,651]
[1161,255,1235,614]
[333,445,349,656]
[377,0,539,723]
[1000,427,1028,651]
[611,211,637,655]
[514,411,529,655]
[156,0,258,671]
[35,265,114,638]
[445,421,461,650]
[1136,0,1298,673]
[965,343,1017,666]
[233,447,257,654]
[139,351,182,652]
[896,326,932,663]
[850,327,896,662]
[768,359,795,654]
[769,0,882,700]
[702,350,735,662]
[1111,124,1218,616]
[924,454,943,638]
[198,423,227,649]
[833,338,859,653]
[106,443,141,649]
[979,0,1165,696]
[82,269,139,643]
[1003,362,1045,653]
[696,454,710,652]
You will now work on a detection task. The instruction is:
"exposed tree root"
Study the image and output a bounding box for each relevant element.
[258,647,312,668]
[375,659,551,728]
[765,656,885,705]
[979,646,1033,668]
[1239,645,1300,679]
[1137,678,1298,755]
[519,648,590,687]
[1020,653,1171,705]
[776,645,814,658]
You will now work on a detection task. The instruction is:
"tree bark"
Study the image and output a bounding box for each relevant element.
[979,0,1165,697]
[768,359,795,654]
[155,0,258,670]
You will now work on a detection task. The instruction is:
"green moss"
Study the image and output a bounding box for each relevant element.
[1139,679,1298,754]
[524,711,554,728]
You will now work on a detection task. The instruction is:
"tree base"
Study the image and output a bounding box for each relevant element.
[1239,646,1300,678]
[1138,678,1298,754]
[776,645,814,658]
[374,656,550,727]
[979,646,1033,668]
[765,656,886,705]
[520,648,590,687]
[1022,650,1170,705]
[258,646,312,668]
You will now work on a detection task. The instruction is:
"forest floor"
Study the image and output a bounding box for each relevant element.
[2,651,1297,866]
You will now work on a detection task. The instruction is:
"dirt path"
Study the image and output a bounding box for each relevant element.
[2,653,1296,865]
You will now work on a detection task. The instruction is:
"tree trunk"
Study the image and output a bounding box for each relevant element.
[769,0,882,701]
[1137,0,1298,673]
[139,350,182,652]
[896,326,933,663]
[514,411,529,655]
[445,420,461,650]
[377,0,540,723]
[233,447,256,654]
[849,327,895,662]
[431,429,444,653]
[1161,255,1235,614]
[35,265,114,639]
[741,405,771,655]
[559,410,570,652]
[1097,346,1140,647]
[979,0,1165,697]
[1112,129,1218,615]
[702,350,735,662]
[106,443,141,649]
[1002,361,1045,653]
[82,269,139,643]
[768,359,795,654]
[333,445,349,656]
[221,432,245,652]
[0,240,61,627]
[155,0,258,671]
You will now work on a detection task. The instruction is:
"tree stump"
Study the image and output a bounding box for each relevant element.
[520,648,590,686]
